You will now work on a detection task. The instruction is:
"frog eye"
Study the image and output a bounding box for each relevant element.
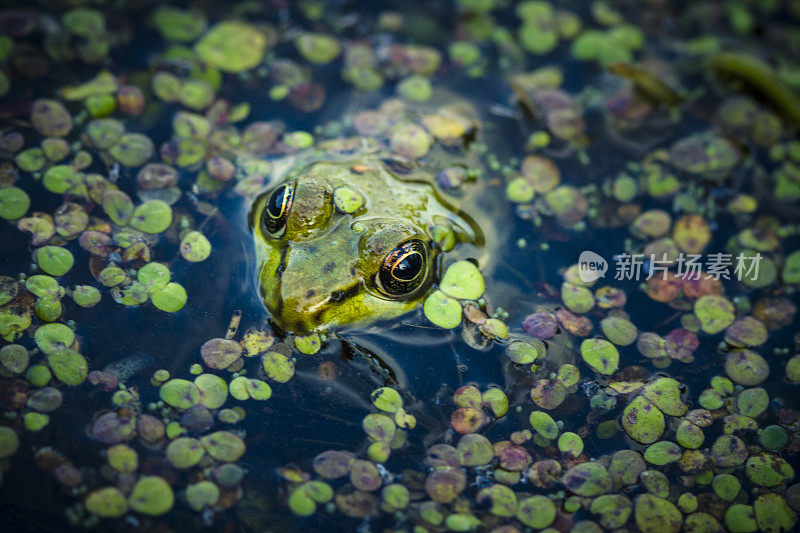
[376,239,430,298]
[262,183,294,237]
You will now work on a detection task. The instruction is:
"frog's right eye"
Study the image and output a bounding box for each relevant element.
[262,183,294,237]
[375,239,430,299]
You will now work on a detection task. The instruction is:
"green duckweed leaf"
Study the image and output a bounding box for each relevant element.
[261,351,294,383]
[85,487,128,518]
[423,290,462,329]
[179,231,211,262]
[159,379,201,409]
[130,200,172,234]
[128,476,174,516]
[195,21,268,73]
[440,261,485,300]
[0,187,30,220]
[48,349,88,386]
[35,246,74,276]
[150,282,187,312]
[622,395,665,444]
[581,338,619,375]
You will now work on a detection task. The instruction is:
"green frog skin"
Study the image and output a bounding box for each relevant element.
[250,153,483,335]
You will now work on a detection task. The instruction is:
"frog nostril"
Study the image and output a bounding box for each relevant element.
[329,290,344,302]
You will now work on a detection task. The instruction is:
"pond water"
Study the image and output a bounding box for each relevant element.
[1,1,799,532]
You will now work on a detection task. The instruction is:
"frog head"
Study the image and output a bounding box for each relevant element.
[250,156,481,334]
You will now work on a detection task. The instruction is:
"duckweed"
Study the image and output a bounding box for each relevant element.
[129,476,174,516]
[563,462,612,496]
[85,487,128,518]
[0,344,29,374]
[194,373,228,409]
[229,377,272,401]
[0,187,30,220]
[1,0,800,529]
[713,473,741,501]
[622,395,665,444]
[185,481,219,512]
[296,33,341,65]
[695,294,735,334]
[745,453,794,486]
[371,387,403,413]
[557,432,583,456]
[580,338,619,375]
[754,493,797,532]
[201,431,245,462]
[24,412,50,431]
[725,504,758,532]
[106,444,137,473]
[150,282,187,312]
[642,378,688,416]
[27,387,63,413]
[725,349,769,386]
[47,350,88,386]
[201,338,242,370]
[261,351,294,382]
[457,433,493,466]
[159,379,201,409]
[529,410,558,440]
[180,231,211,262]
[35,246,74,277]
[644,440,681,465]
[0,427,19,458]
[635,494,682,533]
[591,494,632,529]
[760,424,788,451]
[506,340,545,364]
[423,290,462,329]
[166,437,205,469]
[72,285,101,307]
[195,22,268,72]
[130,200,172,234]
[294,332,321,354]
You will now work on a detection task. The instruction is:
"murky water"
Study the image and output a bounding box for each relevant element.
[1,1,799,532]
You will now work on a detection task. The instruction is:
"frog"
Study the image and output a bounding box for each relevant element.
[249,145,491,335]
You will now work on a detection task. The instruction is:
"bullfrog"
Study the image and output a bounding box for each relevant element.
[249,147,491,335]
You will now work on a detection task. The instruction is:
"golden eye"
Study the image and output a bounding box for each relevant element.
[376,239,429,298]
[262,183,294,237]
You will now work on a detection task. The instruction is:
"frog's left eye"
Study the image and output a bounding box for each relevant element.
[376,239,430,298]
[262,183,294,237]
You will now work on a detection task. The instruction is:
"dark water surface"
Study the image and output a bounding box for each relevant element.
[1,1,800,532]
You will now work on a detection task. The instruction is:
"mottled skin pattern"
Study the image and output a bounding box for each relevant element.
[250,154,482,334]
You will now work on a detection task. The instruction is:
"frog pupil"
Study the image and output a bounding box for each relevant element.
[378,239,428,298]
[267,185,288,219]
[262,184,293,236]
[393,252,422,281]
